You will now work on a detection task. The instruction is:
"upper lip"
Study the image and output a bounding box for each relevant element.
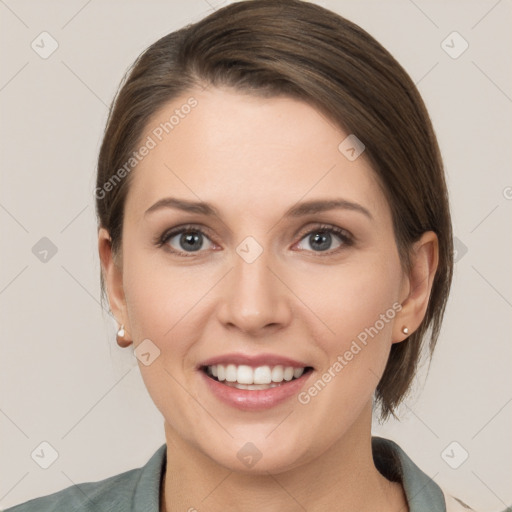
[198,353,312,369]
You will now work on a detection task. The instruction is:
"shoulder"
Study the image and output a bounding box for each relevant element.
[3,469,140,512]
[372,436,480,512]
[3,444,167,512]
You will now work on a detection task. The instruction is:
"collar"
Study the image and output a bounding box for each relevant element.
[373,436,446,511]
[132,437,446,511]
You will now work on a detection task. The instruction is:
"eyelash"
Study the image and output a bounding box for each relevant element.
[154,223,354,258]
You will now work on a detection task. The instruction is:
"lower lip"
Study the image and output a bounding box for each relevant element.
[199,370,313,411]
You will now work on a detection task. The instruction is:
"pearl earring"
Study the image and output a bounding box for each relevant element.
[116,324,132,347]
[402,326,409,335]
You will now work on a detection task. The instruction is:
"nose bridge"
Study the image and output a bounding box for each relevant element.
[219,239,291,333]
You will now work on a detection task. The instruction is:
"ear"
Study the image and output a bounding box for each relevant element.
[98,227,130,339]
[393,231,439,343]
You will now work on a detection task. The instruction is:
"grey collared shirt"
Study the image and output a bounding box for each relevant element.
[3,437,468,511]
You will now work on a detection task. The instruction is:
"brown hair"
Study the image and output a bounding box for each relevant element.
[96,0,453,419]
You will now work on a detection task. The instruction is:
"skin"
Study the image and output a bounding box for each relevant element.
[99,87,438,511]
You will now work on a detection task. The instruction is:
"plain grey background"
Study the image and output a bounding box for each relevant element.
[0,0,511,510]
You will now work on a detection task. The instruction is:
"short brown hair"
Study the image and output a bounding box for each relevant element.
[96,0,453,419]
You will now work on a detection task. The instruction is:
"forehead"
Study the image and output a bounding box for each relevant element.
[124,87,389,223]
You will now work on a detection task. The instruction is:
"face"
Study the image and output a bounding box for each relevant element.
[103,87,412,473]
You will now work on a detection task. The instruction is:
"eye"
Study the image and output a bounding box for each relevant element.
[158,225,216,256]
[294,225,353,254]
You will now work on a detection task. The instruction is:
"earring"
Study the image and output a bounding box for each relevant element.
[116,325,132,348]
[402,326,409,335]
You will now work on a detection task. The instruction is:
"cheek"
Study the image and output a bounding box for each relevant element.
[303,246,402,349]
[122,248,219,369]
[335,269,398,341]
[122,247,198,335]
[291,253,402,431]
[120,251,210,430]
[297,251,402,420]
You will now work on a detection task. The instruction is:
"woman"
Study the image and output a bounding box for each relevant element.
[5,0,477,510]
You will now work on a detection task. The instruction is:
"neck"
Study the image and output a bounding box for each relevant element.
[160,404,407,512]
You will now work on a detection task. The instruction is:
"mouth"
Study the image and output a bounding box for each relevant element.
[197,353,315,410]
[201,364,314,390]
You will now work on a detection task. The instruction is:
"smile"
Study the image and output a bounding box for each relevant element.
[203,364,312,390]
[199,361,314,410]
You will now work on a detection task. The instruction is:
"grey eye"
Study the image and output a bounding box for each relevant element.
[166,230,214,252]
[297,230,343,252]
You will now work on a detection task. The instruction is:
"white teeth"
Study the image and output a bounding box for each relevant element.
[283,367,294,381]
[253,366,272,384]
[225,364,237,382]
[271,365,284,382]
[293,367,304,379]
[237,365,253,384]
[205,364,307,386]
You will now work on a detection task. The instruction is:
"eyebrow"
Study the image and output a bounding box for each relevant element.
[144,197,373,220]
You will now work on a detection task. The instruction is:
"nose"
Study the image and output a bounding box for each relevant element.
[216,248,293,336]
